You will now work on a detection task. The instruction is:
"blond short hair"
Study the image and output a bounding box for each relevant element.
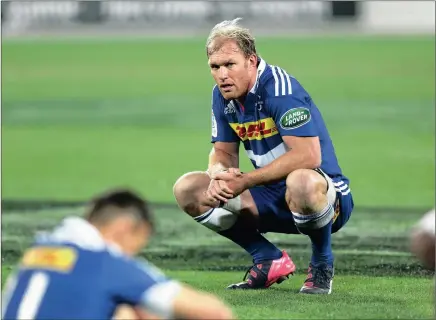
[206,17,256,57]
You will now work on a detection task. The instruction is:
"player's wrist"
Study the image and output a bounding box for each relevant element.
[242,171,258,189]
[207,163,228,179]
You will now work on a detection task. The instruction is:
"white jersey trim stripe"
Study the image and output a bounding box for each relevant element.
[334,184,351,195]
[342,189,351,195]
[332,179,351,196]
[282,68,293,95]
[271,66,279,96]
[271,66,293,96]
[338,184,349,191]
[245,142,288,167]
[276,67,287,96]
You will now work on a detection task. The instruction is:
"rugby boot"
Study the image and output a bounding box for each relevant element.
[227,250,296,289]
[299,263,334,294]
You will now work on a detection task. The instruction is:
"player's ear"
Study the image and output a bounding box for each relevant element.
[248,54,257,68]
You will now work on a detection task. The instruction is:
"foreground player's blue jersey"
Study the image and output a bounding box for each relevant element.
[211,57,348,186]
[2,217,180,320]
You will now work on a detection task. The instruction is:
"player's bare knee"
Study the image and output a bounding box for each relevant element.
[173,171,210,217]
[286,169,327,214]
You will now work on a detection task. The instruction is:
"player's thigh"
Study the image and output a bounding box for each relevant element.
[331,191,354,233]
[317,171,354,233]
[249,184,299,234]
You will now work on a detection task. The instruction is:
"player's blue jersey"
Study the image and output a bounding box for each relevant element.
[211,57,349,186]
[2,217,180,320]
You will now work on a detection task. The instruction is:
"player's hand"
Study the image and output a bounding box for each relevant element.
[227,168,242,176]
[208,167,242,179]
[204,178,234,204]
[214,171,248,197]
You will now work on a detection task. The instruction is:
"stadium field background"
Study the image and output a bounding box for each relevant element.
[2,36,435,319]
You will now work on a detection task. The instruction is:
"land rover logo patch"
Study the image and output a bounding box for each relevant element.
[280,107,311,130]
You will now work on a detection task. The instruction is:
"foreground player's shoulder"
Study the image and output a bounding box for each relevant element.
[132,258,168,282]
[103,253,173,297]
[105,252,166,282]
[106,255,181,318]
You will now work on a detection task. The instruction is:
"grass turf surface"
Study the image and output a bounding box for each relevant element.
[1,206,435,319]
[2,36,435,207]
[1,268,434,320]
[1,36,435,318]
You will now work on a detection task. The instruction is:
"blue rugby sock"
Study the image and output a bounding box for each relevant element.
[195,208,282,263]
[293,204,334,267]
[307,220,334,267]
[219,219,283,263]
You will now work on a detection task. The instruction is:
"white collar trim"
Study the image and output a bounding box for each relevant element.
[249,57,267,94]
[36,216,122,254]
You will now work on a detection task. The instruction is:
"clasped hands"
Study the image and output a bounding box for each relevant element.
[204,168,248,205]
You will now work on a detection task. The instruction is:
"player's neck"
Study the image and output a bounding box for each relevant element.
[236,96,246,106]
[98,228,125,254]
[247,72,258,95]
[236,73,257,106]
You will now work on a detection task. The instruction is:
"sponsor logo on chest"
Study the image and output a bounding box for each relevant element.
[229,117,279,141]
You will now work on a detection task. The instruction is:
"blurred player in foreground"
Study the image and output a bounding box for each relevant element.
[2,189,234,320]
[410,208,435,270]
[173,18,354,294]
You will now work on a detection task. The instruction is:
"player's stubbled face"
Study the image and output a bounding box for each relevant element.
[208,40,257,101]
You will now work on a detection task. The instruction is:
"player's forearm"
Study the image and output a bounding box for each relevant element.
[208,148,238,175]
[245,150,320,188]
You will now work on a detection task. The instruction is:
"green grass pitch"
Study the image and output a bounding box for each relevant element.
[1,36,435,319]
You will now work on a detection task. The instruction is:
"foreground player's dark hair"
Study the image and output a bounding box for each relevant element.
[86,188,154,231]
